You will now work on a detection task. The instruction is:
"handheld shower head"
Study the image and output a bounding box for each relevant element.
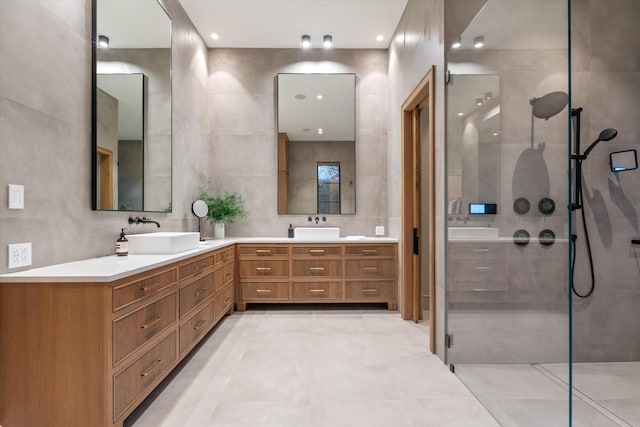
[583,128,618,157]
[530,91,569,120]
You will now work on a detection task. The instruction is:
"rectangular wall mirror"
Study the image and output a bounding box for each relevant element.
[92,0,172,212]
[277,73,356,215]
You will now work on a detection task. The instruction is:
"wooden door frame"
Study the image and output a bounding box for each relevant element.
[401,66,436,353]
[97,146,113,210]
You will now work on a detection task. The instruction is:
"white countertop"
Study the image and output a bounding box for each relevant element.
[0,236,397,283]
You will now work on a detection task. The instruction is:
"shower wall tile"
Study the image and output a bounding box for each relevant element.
[590,0,640,72]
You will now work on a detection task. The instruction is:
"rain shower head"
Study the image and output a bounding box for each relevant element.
[583,128,618,157]
[530,91,569,120]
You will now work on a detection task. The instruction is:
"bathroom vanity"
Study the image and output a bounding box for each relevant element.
[236,242,397,310]
[0,243,235,427]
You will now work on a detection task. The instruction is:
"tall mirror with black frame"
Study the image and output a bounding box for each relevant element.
[277,73,356,215]
[92,0,172,212]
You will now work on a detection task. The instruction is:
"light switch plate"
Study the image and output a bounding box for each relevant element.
[8,243,32,269]
[375,226,385,236]
[8,184,24,209]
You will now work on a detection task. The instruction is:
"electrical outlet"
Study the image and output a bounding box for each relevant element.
[8,243,32,269]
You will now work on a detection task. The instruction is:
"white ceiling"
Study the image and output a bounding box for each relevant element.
[179,0,409,49]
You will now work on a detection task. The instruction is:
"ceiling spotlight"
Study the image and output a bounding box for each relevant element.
[323,35,333,48]
[451,37,461,49]
[457,112,464,117]
[98,35,109,48]
[476,98,483,106]
[474,36,485,48]
[376,34,384,42]
[485,92,493,100]
[210,33,220,40]
[318,128,324,134]
[492,131,500,136]
[301,35,311,48]
[317,94,323,100]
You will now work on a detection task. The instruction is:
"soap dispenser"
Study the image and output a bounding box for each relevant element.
[116,228,128,256]
[288,224,294,238]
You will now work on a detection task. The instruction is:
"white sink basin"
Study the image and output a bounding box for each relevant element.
[127,232,200,254]
[294,227,340,240]
[448,227,499,240]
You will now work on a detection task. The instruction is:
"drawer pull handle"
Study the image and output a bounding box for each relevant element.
[256,267,272,273]
[140,359,162,377]
[309,249,326,255]
[194,288,207,297]
[472,249,489,252]
[362,267,378,273]
[256,289,272,294]
[256,249,272,255]
[309,267,326,273]
[193,318,207,330]
[309,289,326,293]
[224,296,231,303]
[193,262,207,271]
[140,315,162,329]
[140,286,149,292]
[362,249,378,255]
[224,272,232,279]
[474,266,489,270]
[361,288,379,293]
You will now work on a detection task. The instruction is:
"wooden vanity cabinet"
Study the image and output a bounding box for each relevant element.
[236,243,397,310]
[0,245,235,427]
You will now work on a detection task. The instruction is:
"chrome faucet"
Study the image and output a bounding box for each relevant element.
[128,216,161,228]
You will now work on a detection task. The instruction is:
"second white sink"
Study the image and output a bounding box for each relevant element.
[294,227,340,240]
[127,232,200,254]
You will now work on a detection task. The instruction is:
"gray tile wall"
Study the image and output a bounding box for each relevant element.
[571,0,640,362]
[388,0,446,359]
[0,0,209,274]
[206,48,389,238]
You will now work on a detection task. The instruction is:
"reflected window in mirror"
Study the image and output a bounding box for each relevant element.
[277,73,356,215]
[317,163,341,214]
[92,0,172,212]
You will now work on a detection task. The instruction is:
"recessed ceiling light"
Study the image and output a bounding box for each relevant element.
[476,98,483,106]
[485,92,493,100]
[492,131,500,136]
[317,94,323,100]
[301,35,311,48]
[457,112,464,116]
[376,34,384,42]
[451,37,461,49]
[474,36,484,48]
[318,128,323,134]
[210,33,220,40]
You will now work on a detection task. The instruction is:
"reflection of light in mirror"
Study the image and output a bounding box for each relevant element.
[318,128,323,134]
[317,94,323,100]
[492,131,500,136]
[475,98,483,106]
[376,34,384,42]
[457,112,464,116]
[452,37,461,49]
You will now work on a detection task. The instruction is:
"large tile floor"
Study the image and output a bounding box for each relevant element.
[125,304,499,427]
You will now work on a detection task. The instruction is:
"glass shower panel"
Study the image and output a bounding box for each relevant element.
[444,0,573,425]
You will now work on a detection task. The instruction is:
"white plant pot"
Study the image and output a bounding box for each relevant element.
[214,222,225,240]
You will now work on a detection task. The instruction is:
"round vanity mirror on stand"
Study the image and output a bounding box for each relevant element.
[192,199,208,241]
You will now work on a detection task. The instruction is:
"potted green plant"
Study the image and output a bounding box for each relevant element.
[200,192,248,239]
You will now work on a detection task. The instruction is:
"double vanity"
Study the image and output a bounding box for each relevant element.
[0,233,397,427]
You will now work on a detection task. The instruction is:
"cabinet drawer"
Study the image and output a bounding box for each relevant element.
[292,260,342,277]
[344,245,395,257]
[214,262,234,292]
[345,260,395,278]
[291,246,342,257]
[346,281,396,300]
[215,285,234,320]
[113,331,177,420]
[240,282,289,300]
[291,282,343,300]
[237,245,288,257]
[179,255,214,281]
[239,260,289,278]
[113,292,177,365]
[179,272,215,318]
[113,269,176,312]
[215,246,235,265]
[179,301,215,356]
